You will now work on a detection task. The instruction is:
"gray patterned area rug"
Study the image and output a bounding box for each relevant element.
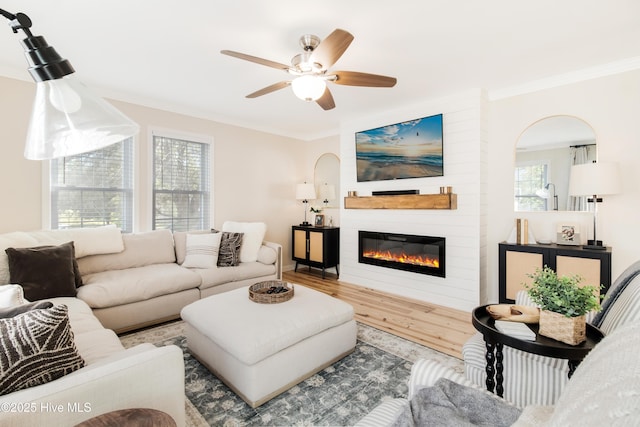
[120,321,463,427]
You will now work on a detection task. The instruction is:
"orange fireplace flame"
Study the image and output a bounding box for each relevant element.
[363,249,439,268]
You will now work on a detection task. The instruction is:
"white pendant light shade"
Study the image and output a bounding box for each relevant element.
[291,75,326,101]
[25,76,140,160]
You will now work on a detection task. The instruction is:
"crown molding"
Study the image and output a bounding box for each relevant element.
[489,56,640,101]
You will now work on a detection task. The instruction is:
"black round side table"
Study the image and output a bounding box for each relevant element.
[471,305,604,398]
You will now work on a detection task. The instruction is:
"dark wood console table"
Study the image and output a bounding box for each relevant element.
[471,305,604,398]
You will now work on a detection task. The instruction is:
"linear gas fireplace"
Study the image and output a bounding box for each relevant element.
[358,231,445,278]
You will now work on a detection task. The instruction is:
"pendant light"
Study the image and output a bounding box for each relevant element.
[1,9,139,160]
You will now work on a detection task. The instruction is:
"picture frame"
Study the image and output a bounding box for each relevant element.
[557,223,581,246]
[314,214,325,227]
[355,113,444,182]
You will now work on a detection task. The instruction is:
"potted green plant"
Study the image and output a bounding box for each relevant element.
[525,266,602,345]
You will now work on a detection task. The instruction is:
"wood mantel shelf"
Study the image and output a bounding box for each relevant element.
[344,193,457,210]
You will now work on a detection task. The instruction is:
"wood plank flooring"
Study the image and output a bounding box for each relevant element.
[283,270,476,359]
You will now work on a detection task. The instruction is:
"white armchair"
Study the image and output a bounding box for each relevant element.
[463,260,640,407]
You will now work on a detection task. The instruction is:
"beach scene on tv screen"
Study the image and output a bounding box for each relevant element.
[355,114,443,182]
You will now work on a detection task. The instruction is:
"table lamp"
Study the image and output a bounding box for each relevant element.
[296,183,316,226]
[569,161,621,250]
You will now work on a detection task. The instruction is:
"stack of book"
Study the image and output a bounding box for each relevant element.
[494,320,536,341]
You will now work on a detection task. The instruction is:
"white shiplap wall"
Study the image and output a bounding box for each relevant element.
[339,90,488,312]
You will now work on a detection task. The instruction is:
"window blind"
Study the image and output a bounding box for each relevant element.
[152,135,210,231]
[50,138,134,232]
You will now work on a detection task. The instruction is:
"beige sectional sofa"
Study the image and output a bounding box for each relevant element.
[0,223,283,333]
[0,223,282,425]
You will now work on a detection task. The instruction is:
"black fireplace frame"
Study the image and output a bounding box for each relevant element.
[358,230,446,278]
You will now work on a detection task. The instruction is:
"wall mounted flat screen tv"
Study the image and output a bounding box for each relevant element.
[355,113,443,182]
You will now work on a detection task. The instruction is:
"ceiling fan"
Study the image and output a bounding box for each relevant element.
[221,29,397,110]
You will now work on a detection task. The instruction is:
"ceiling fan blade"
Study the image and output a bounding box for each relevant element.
[246,81,291,98]
[316,87,336,110]
[221,50,291,71]
[310,29,354,70]
[332,71,397,87]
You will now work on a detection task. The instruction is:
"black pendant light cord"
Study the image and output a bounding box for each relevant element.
[0,9,34,37]
[0,8,74,82]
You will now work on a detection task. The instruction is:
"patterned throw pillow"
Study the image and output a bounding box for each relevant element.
[0,304,85,396]
[217,232,243,267]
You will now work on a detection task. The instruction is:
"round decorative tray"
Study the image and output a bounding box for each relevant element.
[249,280,294,304]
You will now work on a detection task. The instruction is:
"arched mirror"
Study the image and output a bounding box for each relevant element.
[515,116,596,212]
[314,153,340,208]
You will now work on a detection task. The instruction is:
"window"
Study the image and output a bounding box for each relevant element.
[514,162,547,211]
[152,133,211,231]
[50,139,134,232]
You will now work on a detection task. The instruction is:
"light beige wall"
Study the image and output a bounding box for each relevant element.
[0,76,308,260]
[0,78,40,232]
[487,69,640,302]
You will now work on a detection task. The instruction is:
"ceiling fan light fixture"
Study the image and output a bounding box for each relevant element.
[291,75,326,101]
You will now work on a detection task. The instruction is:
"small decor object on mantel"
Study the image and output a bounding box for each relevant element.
[525,267,602,345]
[314,214,325,227]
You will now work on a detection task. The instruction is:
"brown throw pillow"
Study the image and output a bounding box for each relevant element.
[5,242,79,301]
[0,304,85,395]
[217,232,243,267]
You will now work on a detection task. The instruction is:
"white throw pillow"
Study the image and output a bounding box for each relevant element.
[182,233,222,269]
[0,284,26,308]
[221,221,267,263]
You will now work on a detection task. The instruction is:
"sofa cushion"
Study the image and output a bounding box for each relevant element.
[0,304,85,396]
[47,297,109,336]
[196,262,277,290]
[26,225,125,259]
[77,229,176,276]
[5,242,79,301]
[217,232,243,267]
[257,245,277,265]
[182,233,222,269]
[73,328,125,365]
[78,263,201,308]
[0,232,43,285]
[221,221,266,263]
[0,284,26,307]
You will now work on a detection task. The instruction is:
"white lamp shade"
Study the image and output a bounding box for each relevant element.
[25,75,140,160]
[296,183,316,200]
[569,162,622,196]
[291,75,326,101]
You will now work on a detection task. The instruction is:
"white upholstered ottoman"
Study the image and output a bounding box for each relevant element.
[180,284,357,407]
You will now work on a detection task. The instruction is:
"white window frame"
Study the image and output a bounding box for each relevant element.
[514,159,549,212]
[147,127,214,232]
